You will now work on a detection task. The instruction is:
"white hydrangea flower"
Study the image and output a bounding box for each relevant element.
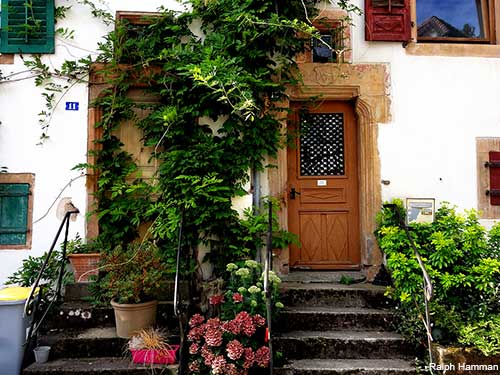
[226,263,238,272]
[248,285,261,294]
[244,259,259,268]
[235,267,250,278]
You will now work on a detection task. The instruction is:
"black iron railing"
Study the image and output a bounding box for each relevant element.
[23,203,79,364]
[174,212,187,375]
[383,204,434,368]
[263,201,274,375]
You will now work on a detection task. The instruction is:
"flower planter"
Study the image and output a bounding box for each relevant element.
[131,346,179,365]
[68,253,100,282]
[111,299,158,338]
[431,344,500,374]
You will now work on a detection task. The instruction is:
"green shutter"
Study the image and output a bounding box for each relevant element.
[0,183,30,245]
[0,0,55,53]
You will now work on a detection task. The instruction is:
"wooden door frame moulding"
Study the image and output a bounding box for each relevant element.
[86,63,162,239]
[270,85,382,278]
[86,66,110,239]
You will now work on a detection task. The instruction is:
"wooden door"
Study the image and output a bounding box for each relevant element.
[288,101,360,269]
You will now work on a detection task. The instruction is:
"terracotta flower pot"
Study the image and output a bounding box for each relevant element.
[110,299,158,338]
[68,253,100,282]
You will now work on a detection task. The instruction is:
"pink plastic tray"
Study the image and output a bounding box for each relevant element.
[130,345,179,365]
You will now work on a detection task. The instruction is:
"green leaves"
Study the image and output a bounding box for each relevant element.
[377,200,500,354]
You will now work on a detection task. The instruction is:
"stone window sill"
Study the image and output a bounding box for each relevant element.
[405,42,500,58]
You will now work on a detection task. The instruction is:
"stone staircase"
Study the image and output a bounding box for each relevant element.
[274,281,421,375]
[23,277,423,375]
[23,286,179,375]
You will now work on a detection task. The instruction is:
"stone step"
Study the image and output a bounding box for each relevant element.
[280,283,393,309]
[43,301,179,331]
[274,330,413,360]
[280,272,366,284]
[63,281,189,302]
[23,357,177,374]
[40,327,179,359]
[277,307,397,332]
[275,359,420,375]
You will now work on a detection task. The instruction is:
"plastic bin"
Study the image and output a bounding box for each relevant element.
[0,287,34,375]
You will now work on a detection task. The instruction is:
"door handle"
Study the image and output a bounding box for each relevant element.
[290,187,301,200]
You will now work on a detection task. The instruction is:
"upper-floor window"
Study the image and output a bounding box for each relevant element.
[0,0,55,54]
[365,0,496,44]
[417,0,494,43]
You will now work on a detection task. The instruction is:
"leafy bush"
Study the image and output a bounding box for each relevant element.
[376,200,500,355]
[6,250,72,288]
[66,233,107,255]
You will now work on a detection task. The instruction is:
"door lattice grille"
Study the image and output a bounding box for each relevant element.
[300,113,345,176]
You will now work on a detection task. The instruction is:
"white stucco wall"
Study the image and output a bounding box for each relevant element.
[0,0,182,286]
[1,0,500,285]
[347,0,500,220]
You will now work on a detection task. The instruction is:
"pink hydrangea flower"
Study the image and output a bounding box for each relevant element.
[201,345,215,366]
[252,314,266,327]
[225,363,239,375]
[209,294,224,305]
[206,317,221,328]
[189,342,199,355]
[222,319,240,335]
[189,313,204,327]
[188,360,200,373]
[205,327,223,347]
[243,347,255,369]
[232,293,243,303]
[187,325,205,341]
[233,311,256,336]
[255,346,271,367]
[226,339,244,360]
[211,355,226,375]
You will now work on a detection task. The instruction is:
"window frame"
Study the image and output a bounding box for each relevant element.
[0,173,35,250]
[0,0,55,54]
[406,0,500,56]
[415,0,496,44]
[297,9,352,64]
[477,138,500,219]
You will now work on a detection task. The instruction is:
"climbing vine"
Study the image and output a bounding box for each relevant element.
[3,0,361,277]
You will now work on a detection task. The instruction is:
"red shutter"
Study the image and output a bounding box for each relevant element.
[489,151,500,205]
[365,0,411,42]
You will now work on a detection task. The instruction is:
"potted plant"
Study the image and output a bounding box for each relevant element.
[67,234,102,283]
[129,327,179,365]
[98,241,168,338]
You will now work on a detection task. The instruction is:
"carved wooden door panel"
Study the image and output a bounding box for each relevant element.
[288,101,360,269]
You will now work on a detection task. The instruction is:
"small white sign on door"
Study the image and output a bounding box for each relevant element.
[317,180,327,186]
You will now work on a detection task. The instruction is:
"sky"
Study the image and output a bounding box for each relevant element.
[417,0,481,33]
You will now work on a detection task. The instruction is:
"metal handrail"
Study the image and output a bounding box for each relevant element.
[263,201,274,375]
[23,204,79,364]
[383,204,434,369]
[174,211,186,375]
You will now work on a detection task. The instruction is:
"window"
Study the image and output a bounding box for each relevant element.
[477,138,500,218]
[365,0,411,41]
[0,0,55,54]
[0,173,34,249]
[365,0,496,44]
[302,9,352,63]
[417,0,494,43]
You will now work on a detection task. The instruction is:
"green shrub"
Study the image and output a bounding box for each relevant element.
[376,200,500,356]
